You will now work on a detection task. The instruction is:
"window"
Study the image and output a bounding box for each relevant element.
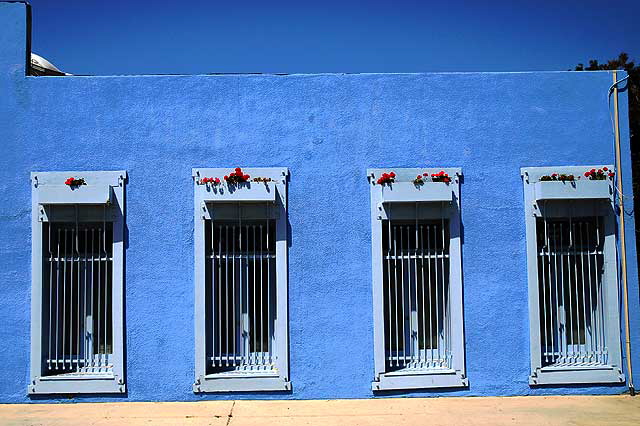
[193,168,290,392]
[522,166,625,385]
[368,168,467,390]
[29,171,127,394]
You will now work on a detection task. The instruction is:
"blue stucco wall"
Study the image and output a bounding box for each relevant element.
[1,2,639,402]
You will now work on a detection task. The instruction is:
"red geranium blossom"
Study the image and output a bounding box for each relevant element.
[65,177,86,186]
[225,168,251,183]
[431,170,451,183]
[376,172,395,185]
[584,168,611,181]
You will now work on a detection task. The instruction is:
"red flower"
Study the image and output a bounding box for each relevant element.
[376,172,395,185]
[591,169,596,173]
[603,167,608,171]
[608,172,615,177]
[243,174,250,180]
[423,172,428,176]
[235,167,242,173]
[215,177,221,183]
[224,175,229,181]
[551,173,558,177]
[65,177,74,185]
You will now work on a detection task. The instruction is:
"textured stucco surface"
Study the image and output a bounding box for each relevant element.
[1,2,639,403]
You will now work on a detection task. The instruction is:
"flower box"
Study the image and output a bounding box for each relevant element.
[534,180,612,201]
[37,184,113,205]
[380,182,453,203]
[200,182,277,202]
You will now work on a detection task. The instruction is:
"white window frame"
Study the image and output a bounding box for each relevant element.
[521,165,624,385]
[192,168,290,392]
[29,170,127,395]
[368,168,467,391]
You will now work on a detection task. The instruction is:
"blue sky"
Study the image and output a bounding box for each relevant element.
[28,0,640,75]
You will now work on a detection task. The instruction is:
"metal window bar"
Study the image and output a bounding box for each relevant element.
[382,219,451,372]
[42,220,114,376]
[205,219,276,374]
[536,216,609,368]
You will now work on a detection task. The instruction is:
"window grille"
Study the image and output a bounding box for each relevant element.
[383,219,451,372]
[30,171,126,394]
[537,217,608,368]
[193,168,290,392]
[369,168,467,390]
[522,166,624,385]
[42,221,114,376]
[205,220,276,374]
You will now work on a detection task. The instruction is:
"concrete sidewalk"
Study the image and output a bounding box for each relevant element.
[0,395,638,425]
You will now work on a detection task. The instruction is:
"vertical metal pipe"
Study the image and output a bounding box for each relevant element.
[597,221,604,364]
[576,221,587,362]
[55,229,61,369]
[76,223,81,370]
[211,223,216,367]
[232,226,238,367]
[434,224,441,365]
[259,225,264,367]
[103,212,108,362]
[83,228,88,369]
[253,225,257,367]
[585,221,594,361]
[420,224,426,367]
[393,225,399,367]
[586,221,596,363]
[266,220,271,364]
[414,213,419,366]
[223,225,227,367]
[232,224,242,364]
[398,226,403,365]
[62,228,67,369]
[47,225,52,369]
[566,219,574,361]
[411,216,420,363]
[386,220,392,366]
[579,222,588,362]
[560,223,567,363]
[90,228,95,368]
[553,223,561,363]
[572,221,582,362]
[96,228,101,365]
[405,225,410,366]
[69,227,74,369]
[597,217,608,364]
[613,70,635,394]
[542,216,550,363]
[426,225,432,366]
[440,217,446,366]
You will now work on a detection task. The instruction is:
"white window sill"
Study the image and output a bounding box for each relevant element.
[529,365,625,385]
[29,374,125,394]
[372,370,468,391]
[193,374,291,393]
